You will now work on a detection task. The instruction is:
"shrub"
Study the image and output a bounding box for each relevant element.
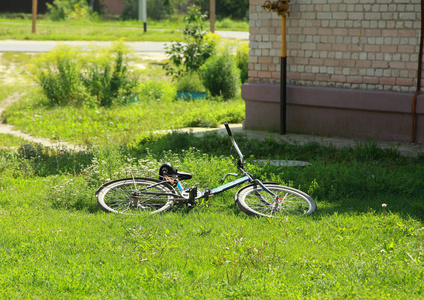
[200,49,240,99]
[32,45,88,106]
[165,5,216,75]
[175,72,205,92]
[216,0,249,20]
[137,80,176,102]
[236,41,249,84]
[82,42,138,107]
[31,41,138,107]
[46,0,97,21]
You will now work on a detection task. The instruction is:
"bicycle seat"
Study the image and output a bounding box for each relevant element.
[159,163,192,181]
[177,171,192,181]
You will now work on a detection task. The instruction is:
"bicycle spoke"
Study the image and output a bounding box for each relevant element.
[97,178,175,215]
[238,184,316,217]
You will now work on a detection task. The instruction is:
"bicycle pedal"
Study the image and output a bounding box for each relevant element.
[188,186,197,203]
[204,187,211,201]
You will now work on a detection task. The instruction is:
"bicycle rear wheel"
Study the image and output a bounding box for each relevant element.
[237,183,316,217]
[96,178,176,215]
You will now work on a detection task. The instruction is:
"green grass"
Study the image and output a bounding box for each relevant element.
[0,18,184,41]
[1,49,424,298]
[0,133,28,148]
[1,140,424,298]
[3,91,245,145]
[0,17,248,42]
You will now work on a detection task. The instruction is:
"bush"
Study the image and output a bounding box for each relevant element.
[200,49,240,99]
[32,45,88,106]
[175,72,205,92]
[46,0,97,21]
[31,41,138,107]
[82,42,138,107]
[216,0,249,20]
[165,6,216,75]
[236,41,249,84]
[137,80,176,102]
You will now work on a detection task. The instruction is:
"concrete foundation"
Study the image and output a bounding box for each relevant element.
[242,83,424,143]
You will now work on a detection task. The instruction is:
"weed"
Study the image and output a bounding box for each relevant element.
[165,6,216,76]
[30,41,138,107]
[200,48,241,99]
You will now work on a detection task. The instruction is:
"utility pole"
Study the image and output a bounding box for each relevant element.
[210,0,215,33]
[262,0,290,135]
[138,0,147,32]
[32,0,38,34]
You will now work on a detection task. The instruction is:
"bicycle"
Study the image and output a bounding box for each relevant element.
[95,122,317,217]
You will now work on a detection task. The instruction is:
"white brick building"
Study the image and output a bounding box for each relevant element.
[242,0,424,143]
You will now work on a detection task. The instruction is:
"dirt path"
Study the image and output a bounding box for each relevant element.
[0,93,83,150]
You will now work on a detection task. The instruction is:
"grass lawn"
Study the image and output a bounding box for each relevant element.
[0,16,248,42]
[1,135,424,299]
[1,48,424,299]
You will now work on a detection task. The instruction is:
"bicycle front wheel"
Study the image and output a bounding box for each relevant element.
[96,178,176,215]
[237,184,317,217]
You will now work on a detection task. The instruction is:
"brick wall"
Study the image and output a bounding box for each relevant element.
[101,0,124,14]
[248,0,422,93]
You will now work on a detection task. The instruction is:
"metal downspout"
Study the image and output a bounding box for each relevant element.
[410,0,424,144]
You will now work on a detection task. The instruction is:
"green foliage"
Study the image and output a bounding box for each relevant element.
[0,133,27,149]
[46,0,97,21]
[31,42,138,107]
[46,175,97,211]
[15,143,93,177]
[236,42,249,84]
[175,71,205,92]
[216,0,249,20]
[83,42,138,107]
[137,80,177,102]
[31,45,85,106]
[165,6,216,75]
[200,49,241,99]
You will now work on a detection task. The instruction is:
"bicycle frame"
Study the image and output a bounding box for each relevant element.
[153,122,277,202]
[96,122,317,216]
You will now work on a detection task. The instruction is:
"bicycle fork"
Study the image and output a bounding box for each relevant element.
[253,180,281,210]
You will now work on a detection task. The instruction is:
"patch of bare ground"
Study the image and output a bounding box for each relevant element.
[0,93,84,151]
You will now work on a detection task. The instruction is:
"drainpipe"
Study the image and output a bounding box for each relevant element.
[262,0,290,134]
[411,0,424,144]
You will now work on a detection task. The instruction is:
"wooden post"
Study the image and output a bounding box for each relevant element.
[32,0,38,34]
[210,0,215,33]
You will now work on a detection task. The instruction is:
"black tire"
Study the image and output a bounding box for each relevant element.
[96,178,176,215]
[237,183,317,217]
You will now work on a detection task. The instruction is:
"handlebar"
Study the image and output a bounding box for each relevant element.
[224,122,232,137]
[223,122,244,166]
